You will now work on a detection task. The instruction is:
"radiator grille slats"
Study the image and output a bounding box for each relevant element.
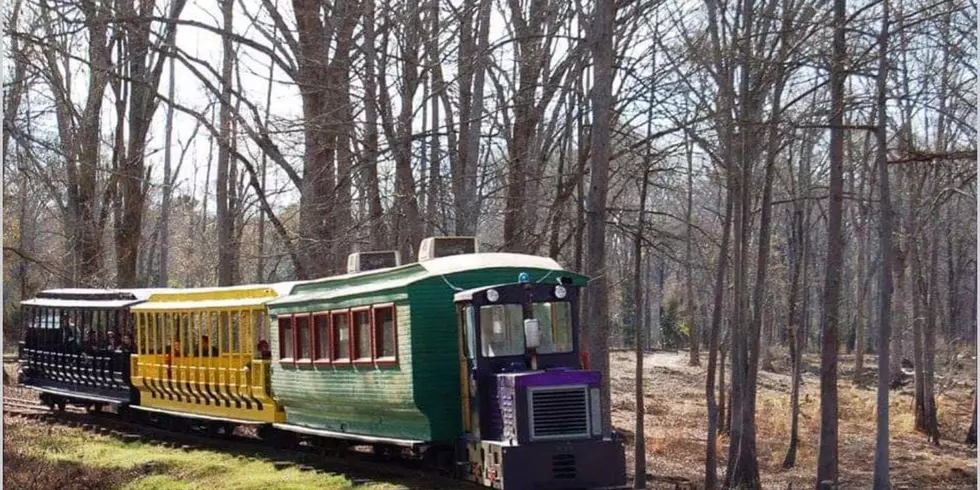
[529,386,589,440]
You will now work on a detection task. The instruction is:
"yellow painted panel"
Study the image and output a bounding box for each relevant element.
[133,355,283,423]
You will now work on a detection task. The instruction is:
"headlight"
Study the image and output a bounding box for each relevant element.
[486,289,499,302]
[554,285,567,299]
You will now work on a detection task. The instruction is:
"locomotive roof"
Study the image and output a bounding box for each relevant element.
[268,252,580,308]
[129,281,306,311]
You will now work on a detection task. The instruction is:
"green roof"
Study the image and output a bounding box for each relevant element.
[268,252,586,308]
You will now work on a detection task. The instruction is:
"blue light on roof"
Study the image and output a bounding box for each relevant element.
[518,272,530,284]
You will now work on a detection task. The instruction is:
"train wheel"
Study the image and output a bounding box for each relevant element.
[40,393,55,410]
[86,403,102,414]
[422,446,455,474]
[55,399,66,412]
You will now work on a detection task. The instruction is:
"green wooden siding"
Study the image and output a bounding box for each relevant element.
[268,260,587,443]
[270,302,429,440]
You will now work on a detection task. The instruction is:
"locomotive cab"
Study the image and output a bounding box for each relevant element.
[454,275,626,489]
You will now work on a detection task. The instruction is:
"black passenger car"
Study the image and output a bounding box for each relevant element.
[17,289,157,410]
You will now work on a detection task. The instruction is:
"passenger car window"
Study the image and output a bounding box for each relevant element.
[373,306,396,359]
[332,312,350,361]
[353,310,371,360]
[314,314,329,360]
[296,315,311,360]
[278,316,294,360]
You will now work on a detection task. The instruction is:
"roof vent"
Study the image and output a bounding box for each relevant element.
[347,251,401,273]
[418,236,478,262]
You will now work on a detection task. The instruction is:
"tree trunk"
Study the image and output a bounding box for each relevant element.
[633,167,651,489]
[891,249,907,386]
[40,0,113,285]
[854,198,870,379]
[816,0,846,483]
[453,0,492,236]
[255,23,277,282]
[783,189,806,468]
[584,0,616,438]
[215,0,236,286]
[911,240,927,432]
[704,186,733,489]
[761,303,773,372]
[385,0,423,261]
[362,0,384,250]
[115,0,186,287]
[872,5,893,487]
[686,139,699,366]
[922,225,940,444]
[966,391,976,446]
[157,51,175,287]
[293,0,359,277]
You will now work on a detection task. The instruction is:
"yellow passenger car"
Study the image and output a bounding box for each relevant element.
[129,283,299,423]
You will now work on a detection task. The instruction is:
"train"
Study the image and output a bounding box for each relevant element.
[15,236,627,489]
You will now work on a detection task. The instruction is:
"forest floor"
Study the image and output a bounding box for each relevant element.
[3,350,975,490]
[610,348,978,489]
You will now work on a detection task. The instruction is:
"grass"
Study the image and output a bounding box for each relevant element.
[3,417,400,490]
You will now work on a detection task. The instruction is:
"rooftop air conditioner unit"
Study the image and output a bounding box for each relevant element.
[417,236,478,262]
[347,251,401,273]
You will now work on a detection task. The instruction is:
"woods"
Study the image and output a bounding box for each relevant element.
[2,0,976,488]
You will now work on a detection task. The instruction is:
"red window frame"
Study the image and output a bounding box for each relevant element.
[278,315,294,364]
[312,313,331,365]
[331,310,352,364]
[294,313,313,364]
[351,307,373,365]
[372,304,398,365]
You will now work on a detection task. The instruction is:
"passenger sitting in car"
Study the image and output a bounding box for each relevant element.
[200,335,219,357]
[256,339,271,359]
[118,334,133,352]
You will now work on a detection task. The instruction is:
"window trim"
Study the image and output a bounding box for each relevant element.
[371,303,398,366]
[312,312,331,365]
[278,314,295,365]
[350,306,373,365]
[294,313,313,365]
[330,309,352,365]
[278,304,400,369]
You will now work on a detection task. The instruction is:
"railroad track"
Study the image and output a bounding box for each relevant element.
[3,397,50,414]
[3,390,474,489]
[3,391,695,489]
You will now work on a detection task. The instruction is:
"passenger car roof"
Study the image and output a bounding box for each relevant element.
[269,253,584,308]
[22,288,169,308]
[129,281,306,311]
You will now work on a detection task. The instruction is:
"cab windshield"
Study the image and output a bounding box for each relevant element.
[479,302,574,357]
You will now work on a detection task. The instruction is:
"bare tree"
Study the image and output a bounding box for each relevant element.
[156,50,176,287]
[872,2,894,487]
[584,0,616,438]
[782,142,809,469]
[633,166,651,489]
[967,390,977,446]
[686,140,699,366]
[113,0,188,287]
[216,0,236,285]
[816,0,847,484]
[704,185,733,488]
